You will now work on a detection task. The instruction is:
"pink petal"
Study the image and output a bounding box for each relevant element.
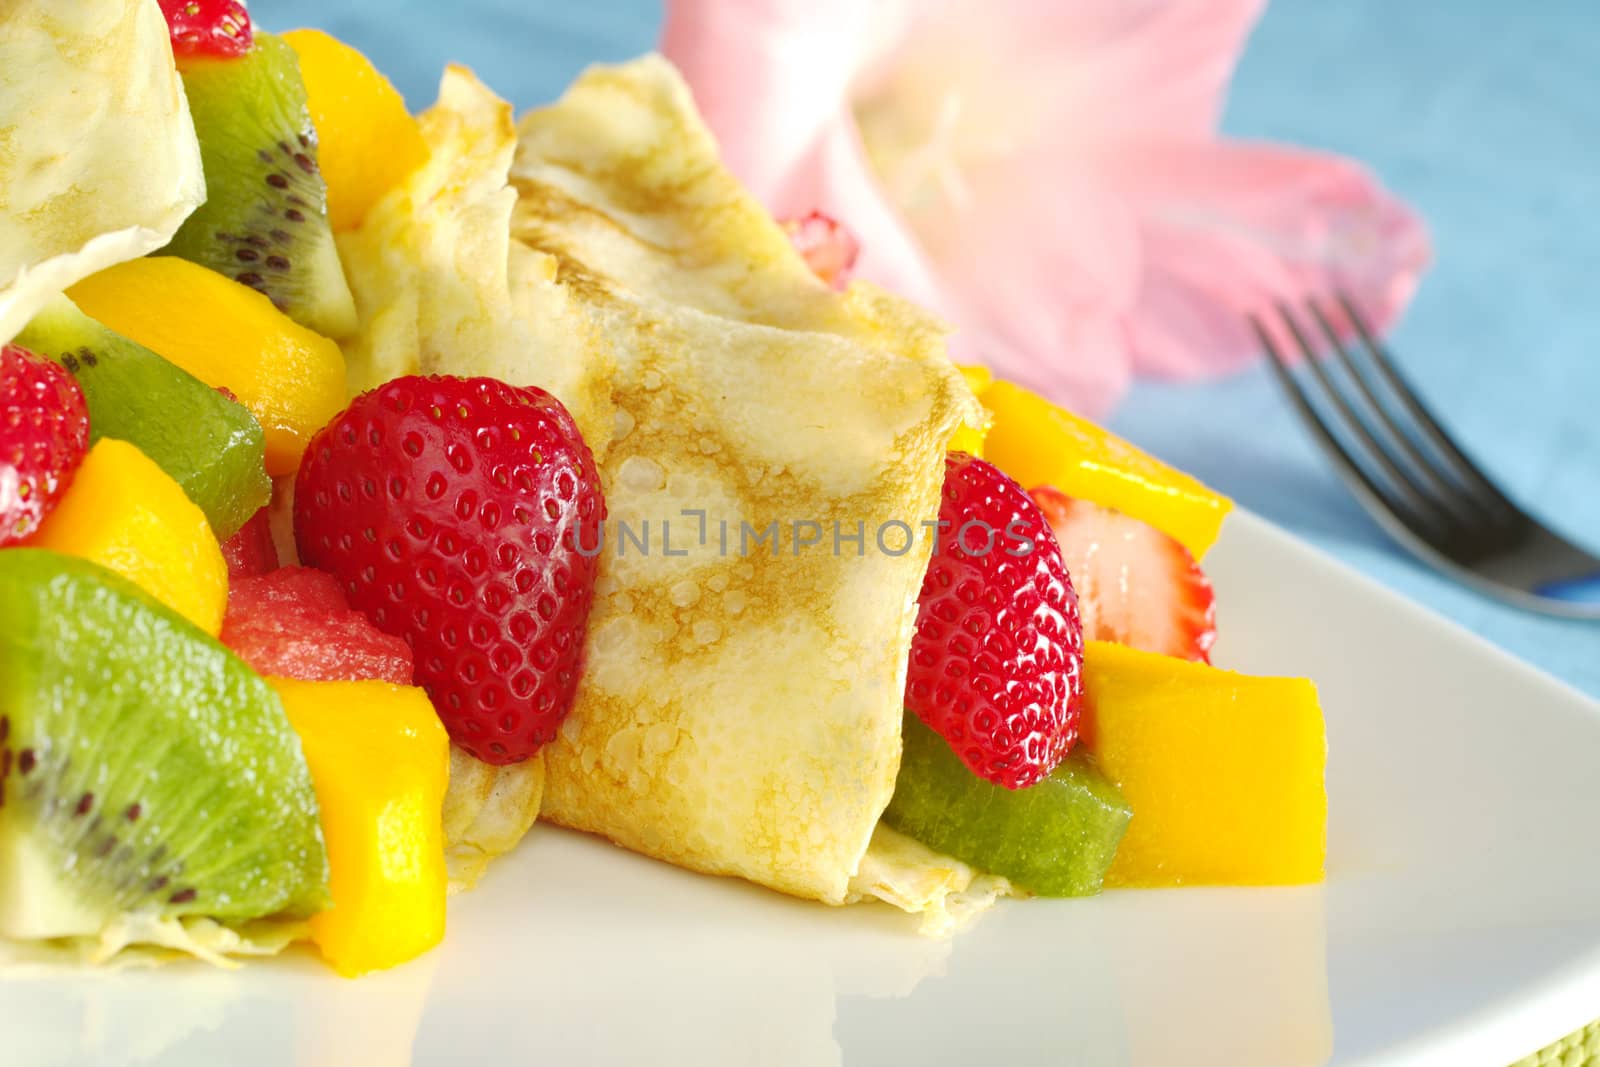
[912,0,1268,137]
[776,122,1142,415]
[768,114,953,313]
[1114,139,1431,378]
[662,0,1429,413]
[914,144,1144,416]
[962,302,1136,420]
[661,0,953,310]
[660,0,910,198]
[1069,0,1268,135]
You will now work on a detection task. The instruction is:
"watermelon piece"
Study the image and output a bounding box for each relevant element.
[220,506,280,579]
[222,567,414,685]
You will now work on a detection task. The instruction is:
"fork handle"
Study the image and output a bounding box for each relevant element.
[1535,573,1600,606]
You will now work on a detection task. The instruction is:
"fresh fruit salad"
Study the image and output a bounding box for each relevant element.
[0,0,1326,977]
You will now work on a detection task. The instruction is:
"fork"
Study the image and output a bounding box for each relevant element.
[1251,295,1600,619]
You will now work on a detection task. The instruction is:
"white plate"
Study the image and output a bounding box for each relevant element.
[5,510,1600,1067]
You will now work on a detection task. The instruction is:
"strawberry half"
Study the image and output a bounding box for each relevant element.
[1,344,90,546]
[1030,487,1217,663]
[906,453,1083,790]
[294,375,604,764]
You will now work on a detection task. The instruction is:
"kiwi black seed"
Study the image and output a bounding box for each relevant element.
[0,551,329,942]
[15,295,271,539]
[163,32,357,340]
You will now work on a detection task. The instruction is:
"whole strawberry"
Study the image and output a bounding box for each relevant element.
[1,344,91,546]
[158,0,254,60]
[295,376,604,764]
[906,453,1083,789]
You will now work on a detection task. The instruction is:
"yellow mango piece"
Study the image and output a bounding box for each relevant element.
[68,258,347,477]
[958,364,994,394]
[27,439,226,635]
[283,29,429,232]
[981,379,1232,558]
[947,423,987,458]
[1080,641,1326,887]
[946,365,993,457]
[271,678,449,978]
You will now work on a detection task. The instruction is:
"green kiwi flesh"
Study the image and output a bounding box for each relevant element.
[0,551,329,941]
[883,712,1132,896]
[15,295,271,539]
[165,32,357,339]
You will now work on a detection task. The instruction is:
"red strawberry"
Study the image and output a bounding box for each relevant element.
[1030,487,1217,663]
[222,566,414,685]
[781,212,860,289]
[158,0,253,60]
[906,453,1083,790]
[220,506,280,578]
[294,375,605,764]
[1,344,90,546]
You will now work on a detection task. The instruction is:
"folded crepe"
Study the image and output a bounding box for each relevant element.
[340,57,1008,930]
[0,0,204,344]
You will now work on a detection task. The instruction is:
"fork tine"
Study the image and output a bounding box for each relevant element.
[1335,292,1524,523]
[1251,314,1453,545]
[1273,302,1459,531]
[1304,299,1495,527]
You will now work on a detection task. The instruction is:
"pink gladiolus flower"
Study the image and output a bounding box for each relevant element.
[662,0,1430,416]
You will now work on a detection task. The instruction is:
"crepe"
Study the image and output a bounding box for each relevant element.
[340,58,1006,929]
[0,914,307,970]
[441,747,545,892]
[0,0,204,343]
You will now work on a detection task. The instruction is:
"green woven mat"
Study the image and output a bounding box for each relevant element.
[1514,1020,1600,1066]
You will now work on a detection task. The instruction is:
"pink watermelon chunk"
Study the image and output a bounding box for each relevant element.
[222,566,414,685]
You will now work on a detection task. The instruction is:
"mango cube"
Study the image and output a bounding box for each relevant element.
[946,365,994,457]
[271,678,450,977]
[27,438,227,635]
[981,379,1232,559]
[69,257,348,477]
[1080,641,1326,887]
[281,29,428,231]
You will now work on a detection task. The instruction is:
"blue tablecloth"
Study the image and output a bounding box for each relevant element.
[275,0,1600,697]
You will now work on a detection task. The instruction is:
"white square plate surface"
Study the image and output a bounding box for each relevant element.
[5,511,1599,1066]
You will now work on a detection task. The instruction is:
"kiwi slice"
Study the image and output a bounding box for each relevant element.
[883,713,1132,896]
[164,32,357,339]
[15,296,270,539]
[0,550,329,940]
